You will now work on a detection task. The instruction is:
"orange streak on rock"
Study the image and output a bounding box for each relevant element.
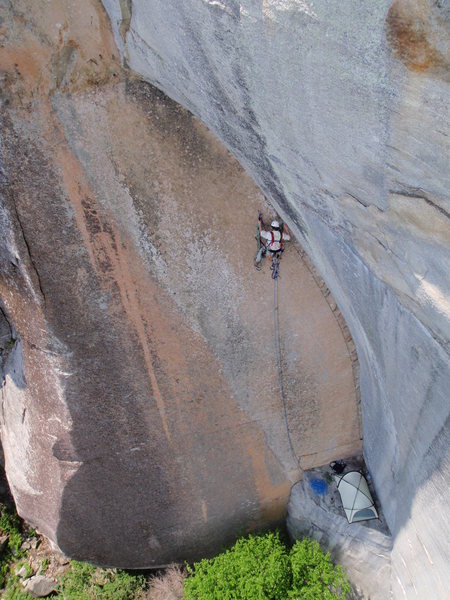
[246,440,299,524]
[107,220,173,444]
[39,102,172,444]
[0,44,48,83]
[386,0,449,74]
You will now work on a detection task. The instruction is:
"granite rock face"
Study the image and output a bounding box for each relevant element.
[0,0,360,571]
[100,0,450,597]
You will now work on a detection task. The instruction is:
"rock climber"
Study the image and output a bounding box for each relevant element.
[258,213,291,265]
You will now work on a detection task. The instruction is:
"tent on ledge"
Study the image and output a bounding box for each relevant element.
[334,470,378,523]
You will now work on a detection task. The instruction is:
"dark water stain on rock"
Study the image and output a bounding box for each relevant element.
[124,78,220,171]
[386,0,450,78]
[52,43,79,90]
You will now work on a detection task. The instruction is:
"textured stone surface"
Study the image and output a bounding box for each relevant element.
[0,0,359,569]
[24,575,57,598]
[100,0,450,597]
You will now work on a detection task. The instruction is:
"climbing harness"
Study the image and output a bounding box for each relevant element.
[273,265,301,470]
[270,229,283,251]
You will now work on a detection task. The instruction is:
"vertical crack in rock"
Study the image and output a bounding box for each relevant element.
[119,0,132,62]
[0,304,14,383]
[0,306,13,345]
[9,194,46,306]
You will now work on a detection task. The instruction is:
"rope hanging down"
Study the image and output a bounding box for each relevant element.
[273,275,301,470]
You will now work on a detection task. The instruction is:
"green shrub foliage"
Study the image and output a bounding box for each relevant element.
[289,538,351,599]
[57,561,145,599]
[184,532,350,600]
[184,531,291,599]
[0,506,25,589]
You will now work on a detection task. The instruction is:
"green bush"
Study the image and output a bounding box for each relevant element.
[40,557,49,572]
[289,538,350,599]
[3,582,33,600]
[184,532,350,600]
[56,560,145,599]
[0,505,25,589]
[184,531,291,600]
[0,506,24,556]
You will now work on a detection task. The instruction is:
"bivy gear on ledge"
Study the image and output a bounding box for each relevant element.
[334,471,378,523]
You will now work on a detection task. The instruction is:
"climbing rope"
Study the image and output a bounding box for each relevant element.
[273,274,301,470]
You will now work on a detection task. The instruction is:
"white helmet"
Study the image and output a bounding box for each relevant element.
[271,220,280,228]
